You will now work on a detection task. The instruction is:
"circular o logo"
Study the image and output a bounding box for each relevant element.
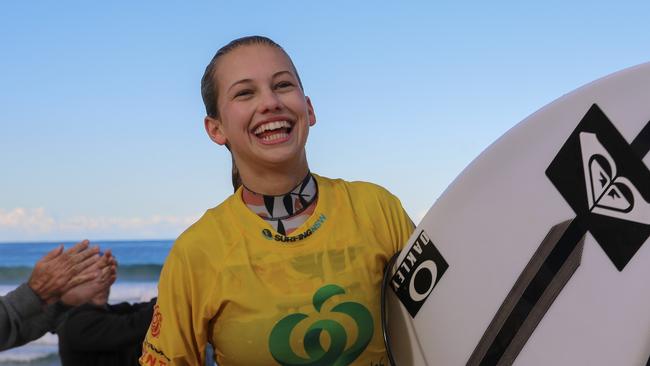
[409,260,438,302]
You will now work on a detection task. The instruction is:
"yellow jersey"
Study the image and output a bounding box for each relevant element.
[140,175,413,366]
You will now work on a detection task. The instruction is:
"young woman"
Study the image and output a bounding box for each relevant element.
[140,36,413,366]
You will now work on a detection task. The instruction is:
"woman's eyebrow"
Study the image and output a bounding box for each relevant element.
[227,70,294,93]
[273,70,294,78]
[227,79,253,93]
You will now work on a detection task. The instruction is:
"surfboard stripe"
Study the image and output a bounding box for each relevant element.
[630,121,650,158]
[467,219,586,366]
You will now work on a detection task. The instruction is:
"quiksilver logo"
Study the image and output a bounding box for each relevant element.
[391,230,448,317]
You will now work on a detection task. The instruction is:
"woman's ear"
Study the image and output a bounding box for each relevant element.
[204,116,228,145]
[306,96,316,127]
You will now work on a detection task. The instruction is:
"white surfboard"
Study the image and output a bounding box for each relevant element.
[385,62,650,366]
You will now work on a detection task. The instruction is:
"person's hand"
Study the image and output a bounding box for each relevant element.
[28,239,101,304]
[61,250,117,307]
[90,250,117,306]
[89,287,110,307]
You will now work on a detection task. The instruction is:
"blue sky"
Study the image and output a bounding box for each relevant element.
[1,0,649,241]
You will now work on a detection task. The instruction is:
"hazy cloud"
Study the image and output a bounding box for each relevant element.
[0,208,199,242]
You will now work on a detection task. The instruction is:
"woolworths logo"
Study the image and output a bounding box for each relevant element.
[268,284,373,366]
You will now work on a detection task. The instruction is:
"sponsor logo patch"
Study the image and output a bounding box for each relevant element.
[150,304,162,338]
[390,230,448,317]
[268,284,373,366]
[546,104,650,270]
[261,214,327,243]
[140,340,171,366]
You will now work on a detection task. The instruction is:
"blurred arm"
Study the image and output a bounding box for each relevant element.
[59,299,156,351]
[0,285,72,351]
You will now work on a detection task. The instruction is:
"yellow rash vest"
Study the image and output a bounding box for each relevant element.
[140,175,413,366]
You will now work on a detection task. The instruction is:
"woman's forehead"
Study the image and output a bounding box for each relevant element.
[215,45,295,86]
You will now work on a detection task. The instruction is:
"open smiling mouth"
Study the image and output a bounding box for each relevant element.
[253,120,293,143]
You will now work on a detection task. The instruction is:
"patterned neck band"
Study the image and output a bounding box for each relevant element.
[242,173,318,235]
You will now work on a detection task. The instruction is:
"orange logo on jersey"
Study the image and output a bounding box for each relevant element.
[141,353,167,366]
[140,341,171,366]
[151,304,162,338]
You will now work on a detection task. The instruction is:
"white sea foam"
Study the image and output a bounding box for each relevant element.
[1,282,157,303]
[0,286,15,296]
[0,343,57,362]
[109,282,158,303]
[29,334,58,346]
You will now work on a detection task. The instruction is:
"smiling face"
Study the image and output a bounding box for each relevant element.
[204,44,316,188]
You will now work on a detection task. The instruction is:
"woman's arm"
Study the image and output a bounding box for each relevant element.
[139,246,208,366]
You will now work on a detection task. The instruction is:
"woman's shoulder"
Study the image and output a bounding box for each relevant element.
[314,174,398,201]
[169,194,242,256]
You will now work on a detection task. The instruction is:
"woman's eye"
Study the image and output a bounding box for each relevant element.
[234,89,253,98]
[275,81,293,89]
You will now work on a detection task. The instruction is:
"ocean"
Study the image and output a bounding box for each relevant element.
[0,240,171,366]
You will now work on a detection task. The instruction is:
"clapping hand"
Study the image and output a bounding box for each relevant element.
[28,239,101,304]
[61,249,118,307]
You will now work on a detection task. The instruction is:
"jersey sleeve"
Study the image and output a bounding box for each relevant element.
[139,242,208,366]
[374,186,415,254]
[388,193,415,253]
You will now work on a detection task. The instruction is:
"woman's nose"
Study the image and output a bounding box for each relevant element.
[258,89,283,113]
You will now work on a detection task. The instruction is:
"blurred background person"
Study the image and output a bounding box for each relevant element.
[56,269,155,366]
[0,240,116,351]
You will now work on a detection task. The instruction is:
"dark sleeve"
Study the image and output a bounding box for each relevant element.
[109,298,157,315]
[0,283,49,350]
[60,299,156,351]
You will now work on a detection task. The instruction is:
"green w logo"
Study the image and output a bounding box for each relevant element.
[268,284,374,366]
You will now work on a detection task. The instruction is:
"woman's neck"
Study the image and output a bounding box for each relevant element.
[241,172,318,236]
[237,159,310,195]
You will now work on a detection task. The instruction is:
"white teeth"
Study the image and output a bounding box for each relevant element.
[253,120,291,135]
[262,132,289,141]
[262,132,289,142]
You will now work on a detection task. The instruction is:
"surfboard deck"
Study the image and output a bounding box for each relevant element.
[386,62,650,366]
